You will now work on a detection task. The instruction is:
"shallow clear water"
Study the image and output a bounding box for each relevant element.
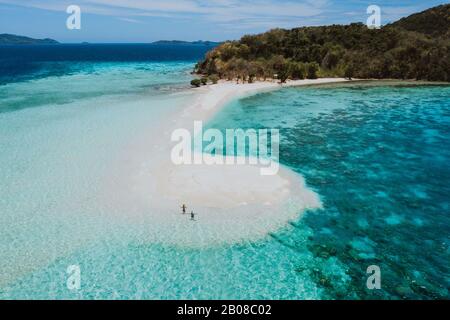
[0,50,449,300]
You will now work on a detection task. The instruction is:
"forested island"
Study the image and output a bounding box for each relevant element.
[195,4,450,83]
[0,34,59,45]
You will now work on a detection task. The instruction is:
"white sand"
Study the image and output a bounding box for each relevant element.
[187,78,350,119]
[104,78,349,247]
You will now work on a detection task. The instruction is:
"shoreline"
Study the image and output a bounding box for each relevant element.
[104,78,356,247]
[91,76,450,247]
[188,78,351,121]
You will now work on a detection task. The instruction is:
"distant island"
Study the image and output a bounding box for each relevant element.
[0,33,59,45]
[152,40,222,46]
[195,4,450,83]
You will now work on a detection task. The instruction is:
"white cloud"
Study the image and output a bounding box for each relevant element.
[0,0,330,28]
[117,17,145,24]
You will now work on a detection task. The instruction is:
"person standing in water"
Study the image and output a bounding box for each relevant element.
[190,211,195,221]
[181,204,187,214]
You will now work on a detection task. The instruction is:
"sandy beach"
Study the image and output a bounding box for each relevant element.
[189,78,351,121]
[103,78,349,247]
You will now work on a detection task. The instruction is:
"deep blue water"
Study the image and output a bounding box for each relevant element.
[0,44,214,85]
[208,83,450,299]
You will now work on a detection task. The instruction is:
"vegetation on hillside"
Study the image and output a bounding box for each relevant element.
[391,4,450,38]
[195,4,450,83]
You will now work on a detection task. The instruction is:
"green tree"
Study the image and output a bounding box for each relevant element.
[209,75,219,84]
[307,62,319,79]
[190,79,202,87]
[290,62,306,80]
[344,65,354,80]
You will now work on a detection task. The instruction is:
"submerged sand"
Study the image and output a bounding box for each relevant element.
[104,78,349,247]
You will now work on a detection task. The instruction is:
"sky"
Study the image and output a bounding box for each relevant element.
[0,0,448,43]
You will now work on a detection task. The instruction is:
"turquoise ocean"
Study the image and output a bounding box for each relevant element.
[0,45,449,299]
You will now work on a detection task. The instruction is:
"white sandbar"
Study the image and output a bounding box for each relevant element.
[104,79,349,247]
